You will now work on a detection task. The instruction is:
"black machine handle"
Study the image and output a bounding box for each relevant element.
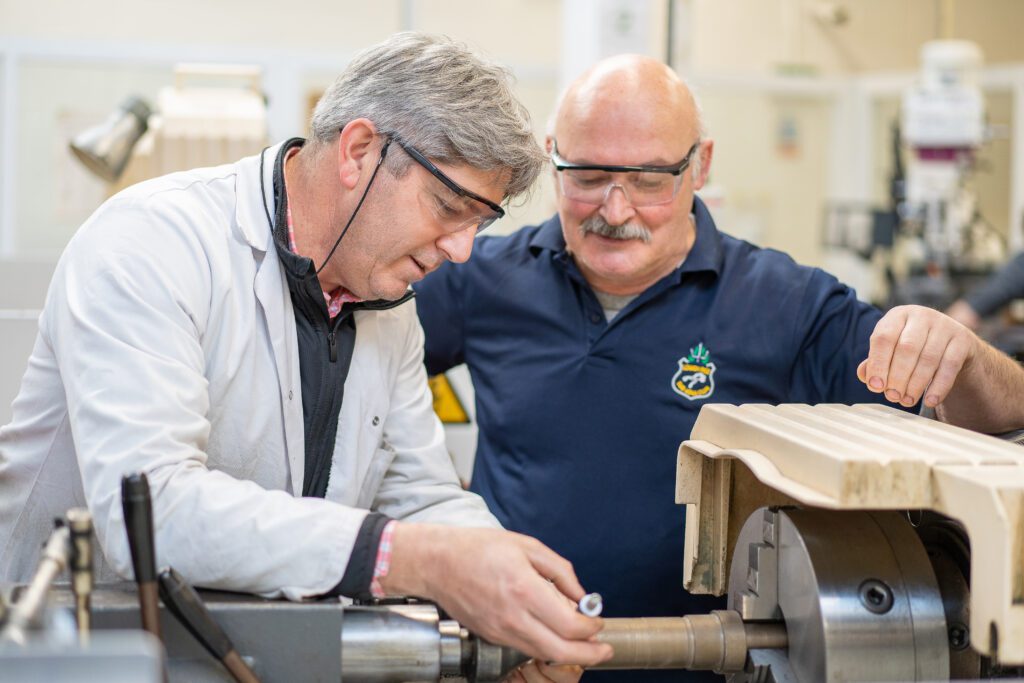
[121,473,157,584]
[158,567,233,660]
[158,568,262,683]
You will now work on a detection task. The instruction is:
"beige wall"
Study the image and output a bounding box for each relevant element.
[3,0,1024,260]
[0,0,401,50]
[684,0,1024,267]
[4,0,1024,421]
[688,0,1024,75]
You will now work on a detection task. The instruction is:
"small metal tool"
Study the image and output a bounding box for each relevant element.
[158,567,262,683]
[66,507,94,644]
[579,592,603,617]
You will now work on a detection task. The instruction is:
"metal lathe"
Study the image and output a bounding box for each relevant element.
[3,404,1024,682]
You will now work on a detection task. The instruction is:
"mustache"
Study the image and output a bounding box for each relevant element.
[579,216,652,244]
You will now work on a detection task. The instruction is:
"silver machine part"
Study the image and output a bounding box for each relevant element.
[45,583,342,682]
[10,507,1012,681]
[340,604,454,682]
[33,586,530,682]
[728,507,952,682]
[0,630,164,683]
[66,507,94,645]
[339,603,530,682]
[68,96,152,182]
[578,592,603,617]
[0,524,72,646]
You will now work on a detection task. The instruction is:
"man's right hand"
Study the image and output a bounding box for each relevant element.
[379,523,613,667]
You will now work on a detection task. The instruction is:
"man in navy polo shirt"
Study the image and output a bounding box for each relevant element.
[415,55,1024,682]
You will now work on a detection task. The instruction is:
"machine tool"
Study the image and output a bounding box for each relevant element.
[678,403,1024,681]
[4,405,1024,681]
[66,507,95,645]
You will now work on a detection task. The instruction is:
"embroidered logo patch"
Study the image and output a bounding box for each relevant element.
[672,342,716,401]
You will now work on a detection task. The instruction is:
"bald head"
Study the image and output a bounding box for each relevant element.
[553,55,703,151]
[548,55,714,297]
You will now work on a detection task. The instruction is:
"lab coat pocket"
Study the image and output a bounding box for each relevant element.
[355,442,397,509]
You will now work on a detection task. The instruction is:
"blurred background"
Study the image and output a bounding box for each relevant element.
[3,0,1024,437]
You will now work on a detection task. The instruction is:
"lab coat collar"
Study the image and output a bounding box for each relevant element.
[234,141,289,253]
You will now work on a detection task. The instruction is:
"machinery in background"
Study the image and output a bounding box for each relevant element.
[889,39,1005,308]
[69,64,269,191]
[824,39,1006,310]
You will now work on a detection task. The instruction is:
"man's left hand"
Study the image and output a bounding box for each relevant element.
[857,305,980,408]
[505,661,583,682]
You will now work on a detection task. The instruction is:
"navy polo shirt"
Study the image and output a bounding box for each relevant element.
[415,197,899,682]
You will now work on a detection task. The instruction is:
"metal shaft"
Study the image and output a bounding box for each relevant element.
[337,605,787,681]
[0,525,71,646]
[67,507,94,645]
[592,610,786,673]
[744,621,788,650]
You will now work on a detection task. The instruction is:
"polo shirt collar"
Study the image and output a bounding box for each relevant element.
[682,194,724,276]
[528,194,724,280]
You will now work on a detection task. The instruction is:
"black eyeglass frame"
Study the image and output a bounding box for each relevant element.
[550,140,701,176]
[389,137,506,229]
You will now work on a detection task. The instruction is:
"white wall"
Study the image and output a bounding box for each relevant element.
[5,0,1024,425]
[0,260,53,425]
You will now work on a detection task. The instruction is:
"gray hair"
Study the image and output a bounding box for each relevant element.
[310,32,545,201]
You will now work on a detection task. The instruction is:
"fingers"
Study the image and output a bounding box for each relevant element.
[901,332,951,407]
[863,307,907,394]
[524,537,586,602]
[922,337,971,407]
[525,578,604,642]
[860,306,979,408]
[857,359,868,385]
[536,662,585,683]
[519,538,604,642]
[882,317,928,404]
[509,611,612,668]
[507,660,584,683]
[421,528,612,667]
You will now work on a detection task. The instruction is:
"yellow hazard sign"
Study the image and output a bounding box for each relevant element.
[428,374,470,424]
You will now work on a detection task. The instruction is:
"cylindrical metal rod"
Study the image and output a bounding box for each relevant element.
[121,472,162,641]
[592,611,785,673]
[0,525,71,646]
[67,507,94,645]
[340,606,444,682]
[744,621,788,650]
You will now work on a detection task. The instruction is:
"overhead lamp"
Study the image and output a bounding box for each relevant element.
[69,96,153,182]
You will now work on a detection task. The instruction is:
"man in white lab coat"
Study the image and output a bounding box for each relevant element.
[0,32,611,674]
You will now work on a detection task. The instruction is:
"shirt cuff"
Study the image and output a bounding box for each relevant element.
[323,512,393,600]
[369,520,398,598]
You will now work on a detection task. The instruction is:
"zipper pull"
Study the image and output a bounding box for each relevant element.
[328,331,338,363]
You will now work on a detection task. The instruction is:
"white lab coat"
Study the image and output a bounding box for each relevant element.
[0,143,498,599]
